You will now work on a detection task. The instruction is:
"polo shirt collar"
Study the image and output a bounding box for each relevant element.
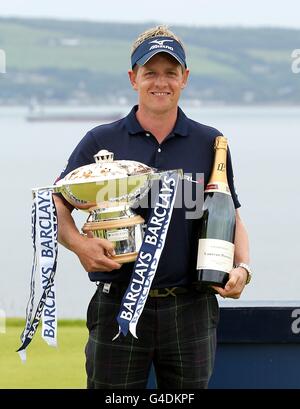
[125,105,188,137]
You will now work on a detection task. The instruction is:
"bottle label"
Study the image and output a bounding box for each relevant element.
[197,238,234,273]
[205,182,231,195]
[107,228,129,242]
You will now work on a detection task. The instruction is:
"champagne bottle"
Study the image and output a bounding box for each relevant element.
[196,136,236,287]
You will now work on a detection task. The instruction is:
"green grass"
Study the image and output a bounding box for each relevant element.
[246,48,290,63]
[6,41,130,72]
[0,20,247,77]
[188,46,245,80]
[0,21,130,72]
[0,319,88,389]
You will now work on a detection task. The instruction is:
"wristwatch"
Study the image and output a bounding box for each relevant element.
[234,262,252,285]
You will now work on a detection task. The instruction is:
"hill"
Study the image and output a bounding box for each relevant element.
[0,18,300,105]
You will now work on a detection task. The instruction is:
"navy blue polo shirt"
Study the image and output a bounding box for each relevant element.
[57,105,241,287]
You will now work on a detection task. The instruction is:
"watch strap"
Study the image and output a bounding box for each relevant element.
[234,262,252,285]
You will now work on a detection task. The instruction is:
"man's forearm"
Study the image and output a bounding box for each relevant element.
[53,195,83,253]
[234,209,250,264]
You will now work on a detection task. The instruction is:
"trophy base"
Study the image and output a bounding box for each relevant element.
[112,252,138,264]
[82,207,144,264]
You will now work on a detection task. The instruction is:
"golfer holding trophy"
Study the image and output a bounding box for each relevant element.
[19,25,250,390]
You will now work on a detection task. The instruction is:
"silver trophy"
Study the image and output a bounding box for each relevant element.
[19,151,182,359]
[51,150,156,264]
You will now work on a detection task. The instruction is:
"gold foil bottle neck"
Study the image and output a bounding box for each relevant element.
[205,136,230,193]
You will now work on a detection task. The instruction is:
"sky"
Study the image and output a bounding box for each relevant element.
[1,0,300,28]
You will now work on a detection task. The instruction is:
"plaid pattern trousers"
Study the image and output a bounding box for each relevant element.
[85,284,219,389]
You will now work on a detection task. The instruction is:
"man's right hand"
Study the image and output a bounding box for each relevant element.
[73,231,122,273]
[53,194,122,273]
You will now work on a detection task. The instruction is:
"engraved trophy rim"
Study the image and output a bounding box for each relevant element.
[31,150,183,264]
[43,150,157,263]
[52,150,156,210]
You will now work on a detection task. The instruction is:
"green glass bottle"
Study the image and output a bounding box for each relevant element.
[196,136,236,287]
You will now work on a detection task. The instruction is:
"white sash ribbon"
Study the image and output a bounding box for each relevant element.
[17,189,58,361]
[113,170,180,340]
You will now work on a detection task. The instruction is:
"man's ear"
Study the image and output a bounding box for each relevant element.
[128,69,138,91]
[181,68,190,89]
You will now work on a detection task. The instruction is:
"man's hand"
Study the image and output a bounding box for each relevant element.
[213,210,251,299]
[53,194,121,273]
[73,232,122,273]
[212,267,248,299]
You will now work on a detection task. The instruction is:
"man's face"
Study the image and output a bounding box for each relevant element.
[128,53,189,115]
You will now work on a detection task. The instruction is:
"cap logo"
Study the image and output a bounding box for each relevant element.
[149,39,174,51]
[131,36,186,68]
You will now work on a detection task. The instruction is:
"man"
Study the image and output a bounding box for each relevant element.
[54,25,250,389]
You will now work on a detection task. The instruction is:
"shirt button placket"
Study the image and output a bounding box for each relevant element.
[155,145,163,168]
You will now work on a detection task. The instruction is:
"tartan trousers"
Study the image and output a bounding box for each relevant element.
[85,284,219,389]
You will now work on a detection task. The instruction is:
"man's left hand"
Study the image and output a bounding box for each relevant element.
[212,267,248,299]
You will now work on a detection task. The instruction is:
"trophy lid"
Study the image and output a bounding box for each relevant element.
[59,150,153,185]
[55,150,155,210]
[94,149,114,163]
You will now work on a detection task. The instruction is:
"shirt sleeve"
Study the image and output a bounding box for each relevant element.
[55,130,97,183]
[53,130,99,210]
[227,147,241,209]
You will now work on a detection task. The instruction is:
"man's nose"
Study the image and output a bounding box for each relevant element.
[154,75,168,87]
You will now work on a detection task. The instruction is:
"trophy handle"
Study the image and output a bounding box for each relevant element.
[150,169,183,180]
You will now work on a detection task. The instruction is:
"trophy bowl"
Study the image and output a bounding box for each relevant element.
[55,150,155,263]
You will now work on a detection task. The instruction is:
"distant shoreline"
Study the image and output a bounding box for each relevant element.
[1,102,300,108]
[1,18,299,104]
